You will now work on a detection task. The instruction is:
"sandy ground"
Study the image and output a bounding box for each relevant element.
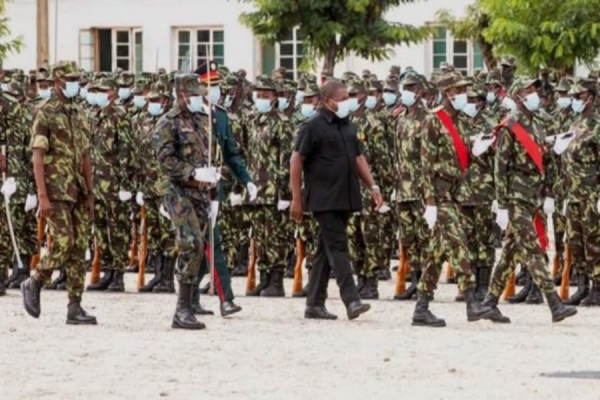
[1,270,599,400]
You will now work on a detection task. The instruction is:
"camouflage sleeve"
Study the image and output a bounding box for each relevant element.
[153,116,194,182]
[494,127,513,208]
[118,115,135,190]
[130,119,143,192]
[277,121,294,200]
[30,108,50,151]
[420,115,437,201]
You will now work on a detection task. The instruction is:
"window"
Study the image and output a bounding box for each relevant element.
[429,27,483,75]
[134,30,143,73]
[114,29,131,71]
[174,27,224,71]
[276,28,303,80]
[79,30,95,71]
[78,28,142,72]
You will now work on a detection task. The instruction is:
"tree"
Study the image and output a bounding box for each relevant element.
[436,1,497,70]
[0,0,22,66]
[239,0,432,75]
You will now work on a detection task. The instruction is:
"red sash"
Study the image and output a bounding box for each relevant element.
[534,213,549,251]
[434,109,469,173]
[392,105,404,118]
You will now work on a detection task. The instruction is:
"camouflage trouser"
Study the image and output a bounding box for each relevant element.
[0,200,37,278]
[163,191,209,285]
[460,204,495,267]
[249,205,290,272]
[489,202,554,296]
[298,214,317,265]
[220,203,250,269]
[94,199,131,273]
[417,202,475,296]
[398,201,428,273]
[36,200,89,302]
[355,208,394,277]
[143,197,176,257]
[553,205,566,257]
[566,200,600,279]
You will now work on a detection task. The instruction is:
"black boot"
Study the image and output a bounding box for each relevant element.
[5,259,21,288]
[356,275,366,293]
[190,286,214,315]
[138,255,162,293]
[107,271,125,292]
[86,270,114,291]
[378,267,391,281]
[359,275,379,299]
[46,268,67,290]
[515,269,528,286]
[153,256,176,293]
[412,293,446,327]
[464,288,496,322]
[0,269,6,296]
[546,292,577,322]
[261,269,285,297]
[246,270,269,296]
[8,257,31,289]
[564,273,590,306]
[284,252,296,278]
[525,283,544,304]
[581,279,600,307]
[482,294,511,323]
[231,245,249,277]
[305,305,338,320]
[346,300,371,320]
[475,266,491,302]
[21,274,44,318]
[172,283,206,330]
[507,271,532,304]
[220,300,242,317]
[394,270,420,301]
[66,301,97,325]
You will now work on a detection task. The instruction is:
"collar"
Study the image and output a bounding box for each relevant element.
[320,108,337,124]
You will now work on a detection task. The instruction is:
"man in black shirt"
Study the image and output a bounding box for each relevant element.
[290,80,383,320]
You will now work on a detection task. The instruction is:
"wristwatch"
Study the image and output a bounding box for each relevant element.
[371,185,380,191]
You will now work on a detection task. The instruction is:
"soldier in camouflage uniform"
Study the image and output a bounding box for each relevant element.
[393,74,430,301]
[484,77,577,323]
[245,76,294,297]
[86,77,135,293]
[22,61,97,325]
[499,56,517,90]
[116,72,135,113]
[412,71,496,327]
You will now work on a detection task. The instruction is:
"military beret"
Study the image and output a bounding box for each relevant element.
[175,73,204,96]
[437,71,469,91]
[194,59,220,85]
[254,75,276,91]
[52,60,80,79]
[507,76,540,98]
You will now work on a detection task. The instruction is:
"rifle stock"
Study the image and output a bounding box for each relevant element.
[446,263,456,282]
[245,239,256,295]
[90,237,100,284]
[291,238,305,296]
[559,246,572,300]
[394,242,408,296]
[503,273,516,299]
[30,217,45,269]
[128,220,138,270]
[552,253,560,280]
[137,206,148,289]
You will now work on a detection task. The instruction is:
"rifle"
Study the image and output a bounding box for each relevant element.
[90,237,100,284]
[291,227,305,297]
[128,220,138,271]
[137,205,148,289]
[551,253,561,281]
[394,243,408,296]
[559,246,572,300]
[503,272,516,299]
[30,216,45,268]
[1,145,23,270]
[446,263,456,283]
[245,229,256,295]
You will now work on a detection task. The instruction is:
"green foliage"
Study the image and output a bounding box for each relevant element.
[239,0,432,73]
[0,0,23,65]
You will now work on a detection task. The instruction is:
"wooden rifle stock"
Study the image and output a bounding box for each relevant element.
[31,217,45,269]
[291,238,305,296]
[559,246,572,300]
[394,243,408,296]
[503,273,516,299]
[245,239,256,294]
[128,220,138,270]
[446,263,456,282]
[552,253,560,280]
[137,205,148,289]
[90,237,101,284]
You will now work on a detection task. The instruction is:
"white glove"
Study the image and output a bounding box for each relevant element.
[597,198,600,214]
[390,189,397,202]
[277,200,291,211]
[85,248,91,261]
[472,134,495,157]
[553,132,574,155]
[378,204,391,214]
[246,182,258,201]
[496,208,509,230]
[193,167,221,184]
[423,205,438,231]
[136,192,144,206]
[24,194,38,212]
[208,201,219,226]
[118,191,132,202]
[491,200,498,214]
[1,177,17,199]
[229,192,243,207]
[563,200,568,216]
[159,204,171,220]
[543,197,555,215]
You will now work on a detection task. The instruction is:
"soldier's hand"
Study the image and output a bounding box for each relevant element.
[290,198,303,223]
[86,195,95,221]
[39,195,53,218]
[370,186,383,210]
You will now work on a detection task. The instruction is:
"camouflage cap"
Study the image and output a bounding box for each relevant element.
[132,76,151,94]
[52,60,80,79]
[401,73,422,87]
[429,71,442,85]
[485,68,502,85]
[467,83,486,98]
[361,69,371,79]
[271,67,287,81]
[555,78,573,93]
[236,69,247,79]
[283,79,297,93]
[96,77,118,91]
[368,73,378,81]
[36,68,53,82]
[440,62,454,73]
[384,76,399,91]
[389,65,401,77]
[218,66,230,78]
[437,71,469,92]
[157,68,167,75]
[567,82,586,96]
[500,55,517,68]
[341,71,359,83]
[576,77,597,92]
[221,73,240,90]
[254,75,276,91]
[174,73,204,95]
[304,81,320,97]
[117,72,135,87]
[367,78,383,92]
[148,82,170,100]
[588,70,599,80]
[507,76,540,98]
[347,77,365,94]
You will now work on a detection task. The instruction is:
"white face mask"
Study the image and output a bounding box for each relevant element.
[206,86,221,105]
[62,81,80,98]
[462,102,479,118]
[118,87,131,100]
[571,99,586,114]
[38,88,52,100]
[364,96,377,110]
[80,87,88,98]
[522,92,540,112]
[86,92,97,106]
[187,96,203,113]
[450,93,468,111]
[301,103,316,118]
[486,91,497,104]
[347,97,359,112]
[133,95,146,109]
[96,92,110,108]
[556,97,571,109]
[400,90,416,107]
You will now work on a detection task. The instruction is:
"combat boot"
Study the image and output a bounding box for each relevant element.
[378,267,391,281]
[356,275,366,293]
[46,267,66,290]
[0,269,6,296]
[86,270,114,291]
[564,273,589,306]
[515,269,528,286]
[359,275,379,300]
[284,251,296,278]
[525,283,544,304]
[190,286,214,315]
[5,261,20,288]
[475,266,491,302]
[154,256,176,293]
[220,300,242,317]
[261,269,285,297]
[8,257,31,289]
[412,293,446,327]
[394,270,421,301]
[464,289,496,322]
[66,301,97,325]
[546,292,577,322]
[231,245,249,277]
[21,273,45,318]
[482,294,511,323]
[581,279,600,307]
[107,271,125,292]
[138,255,162,293]
[507,271,531,304]
[172,282,206,330]
[246,270,269,296]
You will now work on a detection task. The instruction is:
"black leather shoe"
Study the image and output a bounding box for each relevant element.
[305,306,338,320]
[220,300,242,317]
[21,275,44,318]
[66,302,97,325]
[346,301,371,320]
[191,303,215,316]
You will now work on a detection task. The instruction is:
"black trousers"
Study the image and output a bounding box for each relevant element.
[307,211,360,307]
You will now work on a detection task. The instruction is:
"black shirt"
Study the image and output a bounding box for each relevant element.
[294,109,363,213]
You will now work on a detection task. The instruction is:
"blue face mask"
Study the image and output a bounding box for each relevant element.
[255,98,272,114]
[278,97,289,111]
[347,97,360,112]
[486,91,497,104]
[38,89,52,100]
[295,91,305,105]
[364,96,377,110]
[207,86,221,104]
[187,96,203,113]
[96,92,110,108]
[334,99,351,119]
[556,97,571,109]
[400,90,416,107]
[80,87,88,98]
[252,91,258,103]
[118,87,131,100]
[223,95,234,108]
[450,93,468,111]
[62,81,80,98]
[571,99,585,114]
[522,92,540,112]
[301,104,316,118]
[147,102,164,116]
[383,92,397,106]
[133,95,146,109]
[86,92,97,106]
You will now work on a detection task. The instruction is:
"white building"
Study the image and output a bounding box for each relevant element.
[4,0,500,79]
